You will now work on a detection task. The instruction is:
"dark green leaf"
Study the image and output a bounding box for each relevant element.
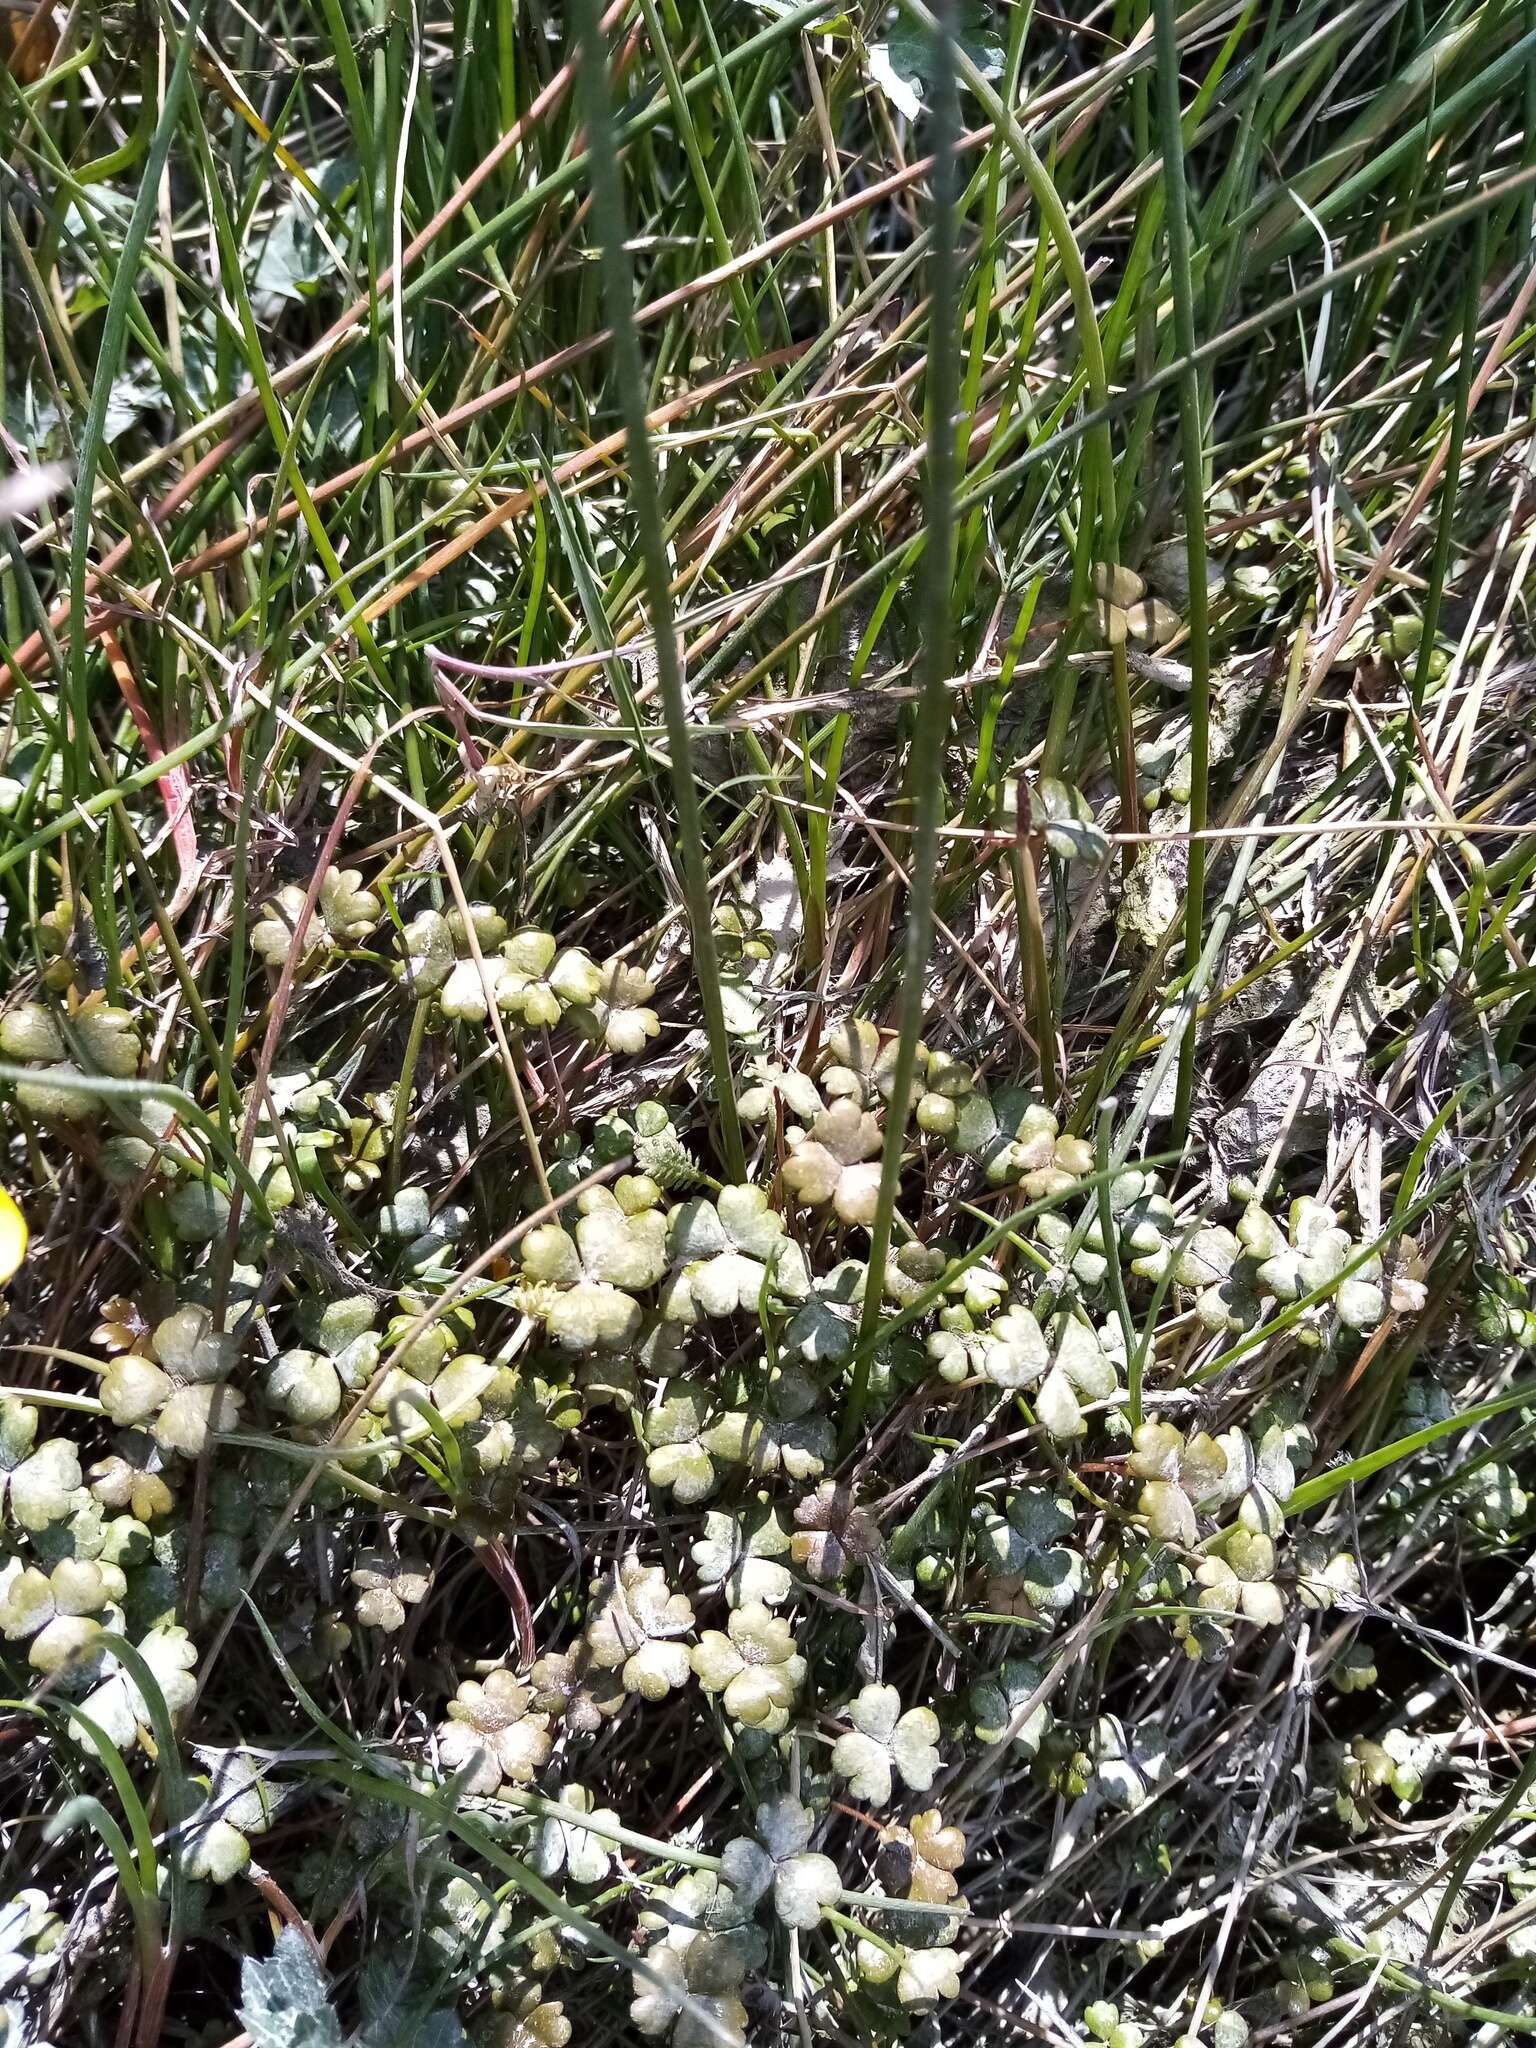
[867,0,1002,119]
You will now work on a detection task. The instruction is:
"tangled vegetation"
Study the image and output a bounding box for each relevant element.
[1,0,1535,2043]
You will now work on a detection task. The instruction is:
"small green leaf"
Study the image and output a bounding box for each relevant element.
[866,0,1002,119]
[239,1926,345,2048]
[1286,1378,1536,1513]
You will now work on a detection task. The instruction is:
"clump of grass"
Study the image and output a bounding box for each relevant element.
[2,0,1536,2044]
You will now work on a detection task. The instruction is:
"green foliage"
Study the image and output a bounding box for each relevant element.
[239,1927,345,2048]
[3,0,1535,2040]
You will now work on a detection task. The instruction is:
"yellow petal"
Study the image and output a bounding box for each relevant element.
[0,1188,28,1285]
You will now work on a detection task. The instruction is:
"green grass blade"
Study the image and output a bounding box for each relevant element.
[567,0,745,1180]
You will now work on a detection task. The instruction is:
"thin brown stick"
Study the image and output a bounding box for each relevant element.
[5,123,1000,687]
